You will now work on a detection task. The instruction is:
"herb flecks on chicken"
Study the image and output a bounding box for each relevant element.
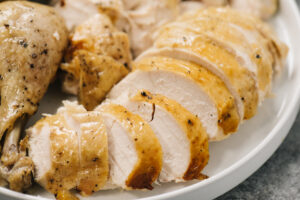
[61,13,130,110]
[0,1,68,191]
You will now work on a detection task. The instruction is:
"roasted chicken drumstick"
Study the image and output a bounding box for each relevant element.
[0,1,68,191]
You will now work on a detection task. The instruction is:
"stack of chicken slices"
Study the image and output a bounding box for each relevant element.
[26,0,288,199]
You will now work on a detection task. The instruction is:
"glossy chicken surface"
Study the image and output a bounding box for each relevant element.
[98,103,163,190]
[130,90,209,181]
[0,1,68,191]
[61,13,130,110]
[28,101,109,197]
[21,3,288,200]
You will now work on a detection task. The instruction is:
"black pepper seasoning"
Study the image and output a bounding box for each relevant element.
[141,91,147,97]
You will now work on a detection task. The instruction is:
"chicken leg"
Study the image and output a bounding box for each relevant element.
[0,1,68,191]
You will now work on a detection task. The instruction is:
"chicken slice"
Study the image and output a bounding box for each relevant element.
[108,56,239,141]
[61,14,131,109]
[0,156,34,192]
[195,7,288,73]
[156,18,273,103]
[139,57,240,138]
[96,103,162,190]
[152,32,258,119]
[27,101,109,197]
[118,90,209,182]
[28,112,80,195]
[143,8,287,119]
[56,101,109,196]
[139,35,258,120]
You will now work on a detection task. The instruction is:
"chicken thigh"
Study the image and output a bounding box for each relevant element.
[0,1,68,191]
[61,14,130,110]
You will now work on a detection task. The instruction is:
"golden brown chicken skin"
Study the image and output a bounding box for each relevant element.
[0,1,68,191]
[61,13,131,110]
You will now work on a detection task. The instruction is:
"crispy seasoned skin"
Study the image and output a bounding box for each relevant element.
[108,67,219,140]
[27,101,109,197]
[195,7,288,73]
[6,157,34,192]
[108,56,240,141]
[0,1,68,146]
[72,50,128,111]
[138,7,287,120]
[97,103,162,190]
[125,90,209,182]
[149,31,259,120]
[136,57,240,137]
[158,17,273,102]
[56,102,109,196]
[61,14,131,110]
[0,1,68,192]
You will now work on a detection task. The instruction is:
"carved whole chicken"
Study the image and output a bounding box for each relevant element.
[55,0,281,113]
[27,7,287,199]
[0,1,68,191]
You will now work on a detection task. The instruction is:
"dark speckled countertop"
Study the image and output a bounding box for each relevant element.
[218,2,300,199]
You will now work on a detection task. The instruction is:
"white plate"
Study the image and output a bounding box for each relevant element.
[1,0,300,199]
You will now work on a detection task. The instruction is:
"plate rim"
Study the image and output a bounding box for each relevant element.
[141,0,300,199]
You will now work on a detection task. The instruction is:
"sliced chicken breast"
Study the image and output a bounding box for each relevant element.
[141,27,259,120]
[96,103,162,190]
[108,56,240,140]
[27,101,109,196]
[156,18,273,102]
[28,112,80,195]
[56,102,109,196]
[195,8,288,73]
[96,0,180,57]
[118,90,209,182]
[137,57,240,137]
